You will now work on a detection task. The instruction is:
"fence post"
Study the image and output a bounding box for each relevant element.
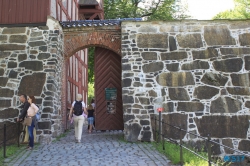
[207,134,211,166]
[158,111,161,143]
[179,126,183,166]
[155,116,157,143]
[17,122,20,147]
[162,120,165,150]
[3,123,6,158]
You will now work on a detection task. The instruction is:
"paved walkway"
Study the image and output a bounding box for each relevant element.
[5,125,175,166]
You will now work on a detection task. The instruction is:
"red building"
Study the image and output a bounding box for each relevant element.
[0,0,104,107]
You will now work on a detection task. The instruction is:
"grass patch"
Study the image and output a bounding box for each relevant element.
[0,144,25,164]
[152,141,216,166]
[52,130,70,142]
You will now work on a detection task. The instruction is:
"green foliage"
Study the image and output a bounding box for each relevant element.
[152,141,215,166]
[0,144,25,163]
[52,130,70,142]
[88,47,95,84]
[213,0,250,19]
[88,83,95,104]
[104,0,189,20]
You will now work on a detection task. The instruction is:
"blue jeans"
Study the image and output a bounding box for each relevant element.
[28,119,35,148]
[88,117,94,125]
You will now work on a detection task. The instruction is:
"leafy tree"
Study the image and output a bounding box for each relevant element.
[213,0,250,19]
[104,0,189,20]
[88,47,95,83]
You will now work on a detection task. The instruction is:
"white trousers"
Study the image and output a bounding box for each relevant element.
[73,115,85,141]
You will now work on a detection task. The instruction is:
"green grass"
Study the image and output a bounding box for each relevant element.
[0,144,25,164]
[152,141,212,166]
[52,130,70,142]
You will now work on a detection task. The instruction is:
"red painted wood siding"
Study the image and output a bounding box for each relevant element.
[94,47,124,130]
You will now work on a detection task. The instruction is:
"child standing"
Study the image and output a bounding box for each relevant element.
[87,104,95,133]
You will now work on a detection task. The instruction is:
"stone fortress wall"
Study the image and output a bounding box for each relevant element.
[0,18,64,143]
[121,20,250,155]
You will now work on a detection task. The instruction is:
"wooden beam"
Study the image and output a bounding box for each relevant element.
[79,9,103,13]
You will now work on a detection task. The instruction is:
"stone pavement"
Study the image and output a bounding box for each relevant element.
[6,124,175,166]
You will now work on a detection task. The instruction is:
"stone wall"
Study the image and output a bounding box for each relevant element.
[0,17,64,143]
[121,20,250,155]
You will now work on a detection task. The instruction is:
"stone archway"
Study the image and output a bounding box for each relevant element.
[61,24,122,129]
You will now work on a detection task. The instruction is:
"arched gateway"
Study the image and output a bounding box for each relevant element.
[60,20,126,131]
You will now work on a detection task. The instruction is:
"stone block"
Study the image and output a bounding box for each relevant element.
[210,97,242,113]
[192,48,218,60]
[227,87,250,95]
[9,35,27,43]
[28,41,46,47]
[0,108,19,119]
[0,88,14,97]
[177,102,204,112]
[0,51,11,58]
[18,73,46,96]
[0,100,11,107]
[122,95,134,104]
[38,121,51,130]
[19,61,43,71]
[177,33,203,48]
[18,54,27,62]
[162,113,188,139]
[156,72,195,87]
[38,53,50,60]
[169,36,177,51]
[0,77,8,86]
[231,73,250,86]
[220,47,250,55]
[161,52,187,60]
[0,121,17,144]
[201,72,228,86]
[123,114,135,122]
[222,139,234,154]
[169,88,190,101]
[141,131,151,141]
[30,31,43,37]
[0,68,4,76]
[204,26,236,45]
[213,58,243,72]
[138,26,157,32]
[9,70,18,78]
[7,61,17,68]
[139,97,150,105]
[244,56,250,70]
[245,101,250,109]
[39,46,47,52]
[185,140,221,155]
[142,62,163,73]
[0,44,26,51]
[148,90,157,97]
[140,120,150,125]
[0,35,7,42]
[137,34,168,48]
[238,140,250,151]
[194,86,219,99]
[2,27,26,34]
[47,84,57,92]
[239,33,250,46]
[43,107,54,113]
[141,52,157,60]
[166,63,179,71]
[122,78,132,87]
[181,60,209,70]
[122,64,131,71]
[194,115,249,138]
[162,102,174,112]
[124,123,142,142]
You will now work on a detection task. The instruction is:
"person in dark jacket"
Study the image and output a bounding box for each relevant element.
[17,94,30,122]
[87,104,95,133]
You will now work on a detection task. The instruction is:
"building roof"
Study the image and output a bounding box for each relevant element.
[78,0,100,5]
[60,18,142,28]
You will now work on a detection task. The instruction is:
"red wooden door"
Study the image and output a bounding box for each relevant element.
[94,47,123,130]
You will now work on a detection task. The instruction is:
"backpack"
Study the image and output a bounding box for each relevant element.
[35,104,41,121]
[73,101,83,116]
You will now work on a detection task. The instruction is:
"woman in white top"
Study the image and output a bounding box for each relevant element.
[27,96,39,150]
[69,94,87,143]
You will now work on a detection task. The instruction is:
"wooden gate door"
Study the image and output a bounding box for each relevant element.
[94,47,124,130]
